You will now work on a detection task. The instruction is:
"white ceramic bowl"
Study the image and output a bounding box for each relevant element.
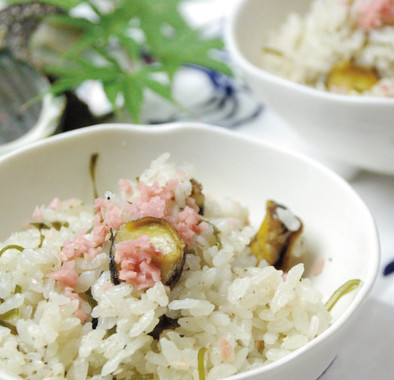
[225,0,394,175]
[0,123,379,380]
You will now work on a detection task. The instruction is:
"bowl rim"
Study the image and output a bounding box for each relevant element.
[0,122,381,379]
[225,0,394,106]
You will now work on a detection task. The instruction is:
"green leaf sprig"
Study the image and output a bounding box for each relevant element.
[7,0,232,122]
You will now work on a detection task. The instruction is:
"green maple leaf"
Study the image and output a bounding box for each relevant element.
[6,0,232,123]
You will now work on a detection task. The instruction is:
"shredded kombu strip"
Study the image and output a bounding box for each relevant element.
[0,320,17,335]
[198,347,208,380]
[90,153,99,199]
[91,318,98,329]
[325,279,361,311]
[0,244,24,256]
[109,230,120,285]
[30,222,50,248]
[149,315,179,340]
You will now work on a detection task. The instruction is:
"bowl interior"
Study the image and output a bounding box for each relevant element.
[0,123,379,378]
[0,123,378,309]
[230,0,310,69]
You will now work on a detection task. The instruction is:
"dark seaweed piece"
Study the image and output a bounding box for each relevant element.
[31,222,50,248]
[51,221,69,231]
[92,317,98,329]
[14,285,22,294]
[85,288,97,308]
[83,288,98,328]
[31,221,69,231]
[0,308,18,320]
[89,152,99,200]
[109,230,120,286]
[51,221,62,230]
[0,303,19,335]
[149,315,179,340]
[30,222,50,230]
[0,320,17,335]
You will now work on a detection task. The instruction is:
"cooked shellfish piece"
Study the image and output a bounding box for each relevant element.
[115,217,186,286]
[326,61,379,93]
[250,200,303,271]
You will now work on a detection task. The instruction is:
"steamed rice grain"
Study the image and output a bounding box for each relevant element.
[260,0,394,96]
[0,154,331,379]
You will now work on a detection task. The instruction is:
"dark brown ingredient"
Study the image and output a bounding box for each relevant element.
[249,200,303,271]
[149,315,179,340]
[326,61,379,93]
[115,217,186,286]
[190,178,205,215]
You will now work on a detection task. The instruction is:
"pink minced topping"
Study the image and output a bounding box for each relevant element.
[115,235,162,290]
[60,231,101,262]
[226,218,243,229]
[32,205,44,222]
[312,257,326,276]
[95,198,124,230]
[122,180,179,219]
[138,180,178,204]
[64,287,87,323]
[46,176,203,307]
[118,178,133,197]
[172,205,202,245]
[47,262,79,288]
[356,0,394,30]
[175,167,187,177]
[122,180,202,244]
[49,197,62,210]
[327,84,351,94]
[124,195,167,220]
[373,78,394,96]
[122,181,170,220]
[218,337,235,363]
[91,213,110,247]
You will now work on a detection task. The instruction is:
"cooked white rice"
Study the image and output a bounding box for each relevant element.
[0,154,331,380]
[260,0,394,96]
